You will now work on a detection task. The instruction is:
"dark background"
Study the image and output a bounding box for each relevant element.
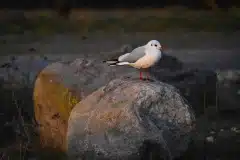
[0,0,240,10]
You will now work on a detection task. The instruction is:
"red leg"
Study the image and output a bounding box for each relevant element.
[139,71,143,80]
[146,71,150,80]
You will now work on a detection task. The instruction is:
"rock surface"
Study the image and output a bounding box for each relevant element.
[67,78,196,160]
[33,63,80,151]
[33,58,137,151]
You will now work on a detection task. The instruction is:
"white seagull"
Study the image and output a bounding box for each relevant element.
[104,40,163,80]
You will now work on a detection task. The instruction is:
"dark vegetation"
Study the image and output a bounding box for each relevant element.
[0,8,239,35]
[0,0,240,35]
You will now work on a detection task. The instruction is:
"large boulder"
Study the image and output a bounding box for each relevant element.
[33,58,136,151]
[67,78,196,160]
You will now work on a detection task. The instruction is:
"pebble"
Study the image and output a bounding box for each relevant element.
[206,136,214,143]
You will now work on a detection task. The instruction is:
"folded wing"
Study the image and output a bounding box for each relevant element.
[118,46,146,63]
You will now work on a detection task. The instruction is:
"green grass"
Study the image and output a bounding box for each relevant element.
[0,8,240,35]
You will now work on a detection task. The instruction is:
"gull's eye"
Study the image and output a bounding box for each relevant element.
[154,44,157,47]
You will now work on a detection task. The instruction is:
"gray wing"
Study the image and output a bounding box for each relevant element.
[118,46,146,63]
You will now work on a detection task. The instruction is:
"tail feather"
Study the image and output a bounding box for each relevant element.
[103,58,118,63]
[109,62,130,66]
[115,62,130,65]
[104,60,118,64]
[103,59,130,66]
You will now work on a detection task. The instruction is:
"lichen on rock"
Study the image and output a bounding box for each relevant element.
[33,63,81,151]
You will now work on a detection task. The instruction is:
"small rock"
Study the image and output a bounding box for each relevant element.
[231,127,240,133]
[206,136,214,143]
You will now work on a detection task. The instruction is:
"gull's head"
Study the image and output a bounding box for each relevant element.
[146,40,162,51]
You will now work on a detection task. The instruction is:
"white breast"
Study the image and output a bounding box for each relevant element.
[132,49,161,69]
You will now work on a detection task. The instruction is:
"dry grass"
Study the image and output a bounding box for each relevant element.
[0,85,67,160]
[0,62,67,159]
[0,7,239,35]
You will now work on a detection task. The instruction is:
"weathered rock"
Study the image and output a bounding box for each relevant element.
[67,78,196,160]
[34,66,79,151]
[216,70,240,111]
[151,67,217,116]
[33,58,136,151]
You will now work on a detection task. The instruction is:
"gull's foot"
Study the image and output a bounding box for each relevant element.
[141,78,148,81]
[142,78,155,82]
[146,78,155,82]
